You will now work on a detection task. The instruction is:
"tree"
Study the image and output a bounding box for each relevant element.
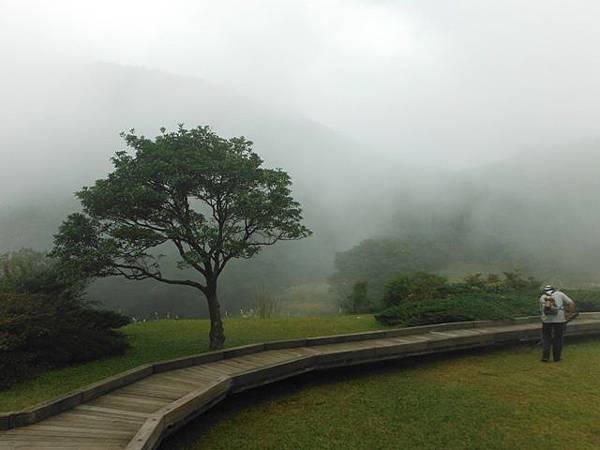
[341,281,370,314]
[328,239,448,306]
[52,125,311,349]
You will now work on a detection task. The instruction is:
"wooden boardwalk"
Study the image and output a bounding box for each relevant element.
[2,314,600,450]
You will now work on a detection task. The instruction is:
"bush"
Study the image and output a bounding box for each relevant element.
[459,271,539,293]
[0,249,130,389]
[377,270,551,327]
[375,286,600,327]
[376,290,537,326]
[0,293,130,389]
[383,272,450,308]
[566,289,600,312]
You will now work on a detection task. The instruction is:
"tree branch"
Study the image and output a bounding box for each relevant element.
[113,263,206,292]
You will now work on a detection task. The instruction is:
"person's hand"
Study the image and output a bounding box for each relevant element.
[566,311,578,322]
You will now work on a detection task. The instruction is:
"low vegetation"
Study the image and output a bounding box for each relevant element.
[376,271,600,326]
[0,249,130,389]
[162,338,600,450]
[0,293,130,389]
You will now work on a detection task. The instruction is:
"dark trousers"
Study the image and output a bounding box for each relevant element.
[542,322,566,361]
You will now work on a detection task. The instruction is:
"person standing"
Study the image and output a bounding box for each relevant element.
[540,285,576,362]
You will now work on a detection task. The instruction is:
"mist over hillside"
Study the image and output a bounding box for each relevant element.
[378,144,600,283]
[2,61,600,317]
[0,63,416,316]
[1,62,409,243]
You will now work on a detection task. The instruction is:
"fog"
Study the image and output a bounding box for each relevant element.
[2,1,600,317]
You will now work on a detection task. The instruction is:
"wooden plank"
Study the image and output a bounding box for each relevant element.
[152,351,223,373]
[0,441,123,450]
[177,367,231,382]
[53,412,144,429]
[239,352,296,365]
[131,376,197,391]
[101,391,172,408]
[20,424,132,440]
[176,366,223,381]
[0,430,128,442]
[43,415,140,433]
[115,387,184,402]
[218,359,264,372]
[268,348,318,359]
[148,373,207,389]
[73,405,149,420]
[196,363,238,376]
[98,394,168,409]
[236,353,288,366]
[85,397,163,415]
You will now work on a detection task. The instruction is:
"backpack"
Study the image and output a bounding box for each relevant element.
[543,294,559,316]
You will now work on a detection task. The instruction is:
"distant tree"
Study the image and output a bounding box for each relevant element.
[341,281,370,314]
[501,269,539,290]
[0,248,86,300]
[52,125,311,349]
[328,239,448,303]
[383,272,449,307]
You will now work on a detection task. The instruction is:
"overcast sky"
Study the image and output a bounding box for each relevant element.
[2,0,600,167]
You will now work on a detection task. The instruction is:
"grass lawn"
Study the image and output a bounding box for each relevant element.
[162,338,600,450]
[0,315,380,412]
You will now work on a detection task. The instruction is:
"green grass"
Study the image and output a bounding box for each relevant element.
[163,338,600,450]
[0,315,380,412]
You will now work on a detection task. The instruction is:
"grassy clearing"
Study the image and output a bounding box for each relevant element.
[163,338,600,450]
[0,315,379,412]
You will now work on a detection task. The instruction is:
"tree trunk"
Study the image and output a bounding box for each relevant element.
[205,281,225,350]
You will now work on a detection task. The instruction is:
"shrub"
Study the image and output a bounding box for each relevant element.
[566,289,600,312]
[377,270,545,327]
[375,286,600,327]
[375,291,536,326]
[460,271,539,293]
[383,272,449,308]
[463,273,486,288]
[0,293,130,389]
[0,249,130,389]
